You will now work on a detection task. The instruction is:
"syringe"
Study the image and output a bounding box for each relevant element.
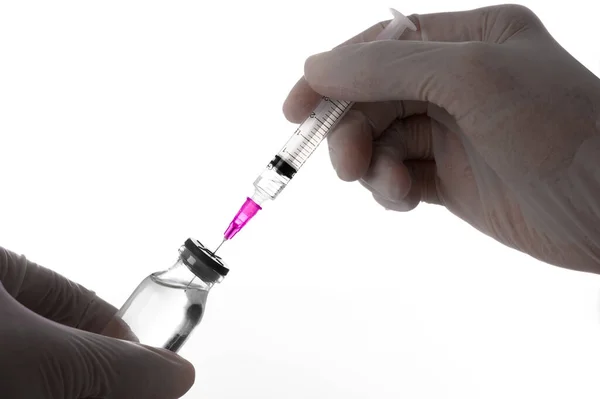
[221,8,416,243]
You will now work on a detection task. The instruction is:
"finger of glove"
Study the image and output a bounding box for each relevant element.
[282,79,428,127]
[360,150,412,202]
[0,246,116,333]
[352,100,428,137]
[371,161,440,212]
[0,286,193,399]
[327,109,372,181]
[354,6,543,44]
[327,103,427,181]
[283,5,542,123]
[359,115,435,202]
[100,315,139,342]
[303,40,464,113]
[411,5,544,43]
[283,19,416,123]
[379,115,435,161]
[283,77,323,123]
[76,333,195,399]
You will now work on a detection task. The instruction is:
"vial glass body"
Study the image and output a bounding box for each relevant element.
[106,240,227,353]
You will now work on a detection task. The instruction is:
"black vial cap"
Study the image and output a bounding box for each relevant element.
[183,238,229,281]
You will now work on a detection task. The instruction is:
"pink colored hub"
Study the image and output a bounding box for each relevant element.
[224,197,262,240]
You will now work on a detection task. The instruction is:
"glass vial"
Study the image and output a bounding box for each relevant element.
[104,238,229,353]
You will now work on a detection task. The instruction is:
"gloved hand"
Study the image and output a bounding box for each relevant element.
[283,4,600,273]
[0,246,195,398]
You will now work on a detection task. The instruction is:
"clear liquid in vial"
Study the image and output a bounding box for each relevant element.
[118,274,208,352]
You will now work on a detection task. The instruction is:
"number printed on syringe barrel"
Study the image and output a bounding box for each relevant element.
[271,97,353,178]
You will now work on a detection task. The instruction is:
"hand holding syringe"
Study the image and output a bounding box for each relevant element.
[216,9,416,250]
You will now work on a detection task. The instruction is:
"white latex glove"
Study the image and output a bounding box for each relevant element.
[0,246,195,398]
[283,5,600,273]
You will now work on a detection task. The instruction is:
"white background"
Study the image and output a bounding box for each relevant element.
[1,1,600,398]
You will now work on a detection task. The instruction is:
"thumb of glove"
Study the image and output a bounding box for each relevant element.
[0,283,195,399]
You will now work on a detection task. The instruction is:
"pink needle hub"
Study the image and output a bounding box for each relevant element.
[224,197,262,240]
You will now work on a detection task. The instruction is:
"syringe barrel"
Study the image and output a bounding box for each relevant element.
[251,97,353,204]
[262,8,416,184]
[274,98,353,173]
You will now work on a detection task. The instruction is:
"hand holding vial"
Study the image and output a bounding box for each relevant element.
[0,246,196,398]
